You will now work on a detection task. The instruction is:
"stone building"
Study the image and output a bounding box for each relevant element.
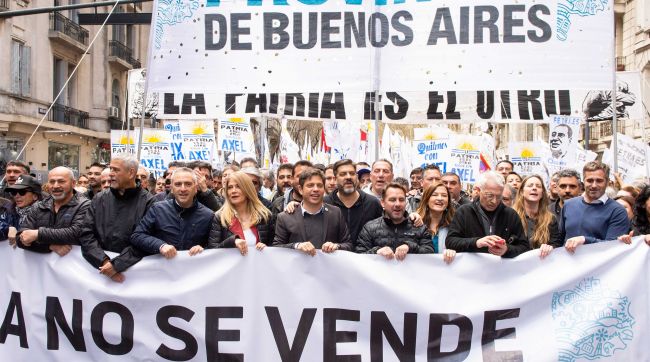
[0,0,150,180]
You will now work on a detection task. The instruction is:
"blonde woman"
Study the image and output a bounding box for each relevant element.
[512,175,561,258]
[208,171,274,255]
[415,182,456,264]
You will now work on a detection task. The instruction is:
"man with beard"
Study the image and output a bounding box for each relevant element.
[271,163,293,206]
[273,168,351,255]
[273,160,313,215]
[356,183,433,259]
[549,169,582,219]
[324,159,383,246]
[84,163,106,200]
[17,167,90,256]
[561,162,629,253]
[550,124,572,160]
[80,153,155,282]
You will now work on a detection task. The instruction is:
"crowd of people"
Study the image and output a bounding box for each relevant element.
[1,154,649,282]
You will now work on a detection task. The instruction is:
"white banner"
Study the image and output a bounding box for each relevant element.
[1,240,649,360]
[149,0,613,122]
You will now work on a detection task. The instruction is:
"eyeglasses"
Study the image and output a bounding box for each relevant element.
[101,180,111,185]
[482,192,502,201]
[8,189,30,196]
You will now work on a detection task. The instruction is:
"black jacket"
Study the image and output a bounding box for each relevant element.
[131,199,214,254]
[17,192,90,253]
[154,189,223,211]
[207,211,275,248]
[79,187,154,272]
[324,190,383,245]
[446,200,530,258]
[356,214,434,254]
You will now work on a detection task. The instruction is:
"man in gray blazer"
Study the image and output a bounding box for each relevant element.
[273,168,352,256]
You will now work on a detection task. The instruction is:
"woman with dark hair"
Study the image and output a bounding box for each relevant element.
[632,185,650,236]
[208,171,274,255]
[416,182,456,263]
[512,175,562,258]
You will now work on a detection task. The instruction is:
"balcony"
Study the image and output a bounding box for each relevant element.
[0,0,9,12]
[108,41,141,70]
[49,103,89,129]
[49,12,89,53]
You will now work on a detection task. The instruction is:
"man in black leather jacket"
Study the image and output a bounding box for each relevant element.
[16,167,89,256]
[356,183,434,260]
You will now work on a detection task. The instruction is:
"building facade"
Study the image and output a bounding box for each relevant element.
[0,0,150,180]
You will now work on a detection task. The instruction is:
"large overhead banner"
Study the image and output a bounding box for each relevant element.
[0,240,648,360]
[148,0,614,122]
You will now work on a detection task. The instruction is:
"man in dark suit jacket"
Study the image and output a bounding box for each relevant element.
[273,168,351,256]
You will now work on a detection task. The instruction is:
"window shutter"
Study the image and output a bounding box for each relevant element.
[11,41,20,94]
[21,46,31,97]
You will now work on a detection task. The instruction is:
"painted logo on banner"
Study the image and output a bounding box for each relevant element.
[557,0,609,41]
[551,277,635,361]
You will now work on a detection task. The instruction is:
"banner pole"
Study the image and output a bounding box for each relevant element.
[611,11,618,174]
[136,0,160,162]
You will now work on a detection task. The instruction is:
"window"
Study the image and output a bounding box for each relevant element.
[53,57,76,106]
[525,124,535,142]
[48,141,80,172]
[112,6,126,44]
[0,138,25,177]
[11,40,31,97]
[638,0,650,31]
[112,79,120,108]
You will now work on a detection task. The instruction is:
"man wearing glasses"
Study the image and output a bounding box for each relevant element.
[446,171,529,258]
[137,166,150,192]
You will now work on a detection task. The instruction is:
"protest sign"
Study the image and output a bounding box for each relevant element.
[217,117,256,162]
[509,142,547,178]
[127,69,158,119]
[602,133,649,183]
[110,130,137,154]
[178,120,216,163]
[545,114,582,176]
[138,129,172,178]
[448,135,482,183]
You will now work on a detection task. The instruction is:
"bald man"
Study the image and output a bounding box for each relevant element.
[17,167,90,256]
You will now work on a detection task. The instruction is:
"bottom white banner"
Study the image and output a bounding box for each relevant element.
[0,239,649,361]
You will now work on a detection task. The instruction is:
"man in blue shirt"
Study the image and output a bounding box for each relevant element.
[560,161,629,253]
